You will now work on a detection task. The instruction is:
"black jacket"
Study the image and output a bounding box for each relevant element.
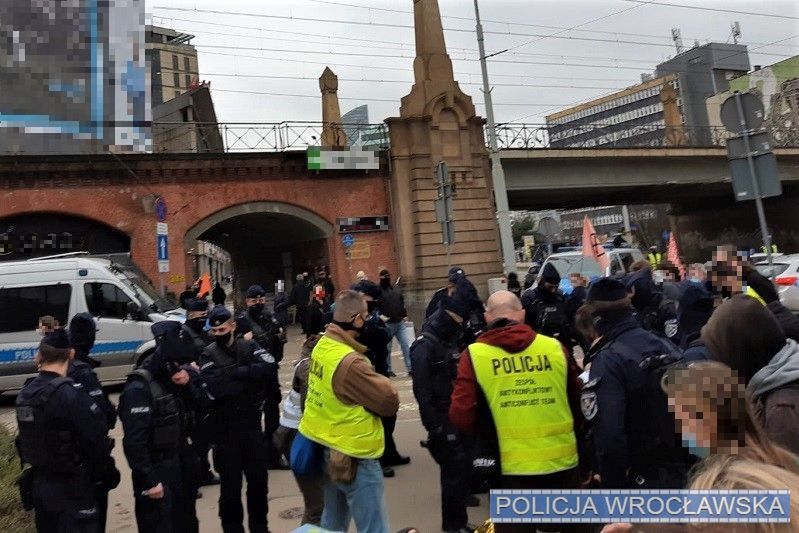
[212,285,226,306]
[305,300,327,336]
[380,285,407,323]
[68,359,117,430]
[290,282,311,309]
[273,293,290,326]
[585,316,688,489]
[360,314,391,377]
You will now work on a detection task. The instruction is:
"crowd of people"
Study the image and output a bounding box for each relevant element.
[13,244,799,533]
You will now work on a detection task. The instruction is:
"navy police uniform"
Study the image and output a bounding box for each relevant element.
[626,269,680,343]
[182,298,218,484]
[16,330,110,533]
[67,313,120,532]
[119,321,202,533]
[582,279,689,489]
[200,305,278,533]
[411,298,472,533]
[521,263,573,346]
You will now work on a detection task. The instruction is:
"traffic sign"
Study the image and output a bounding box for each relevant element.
[157,234,169,261]
[730,153,782,201]
[727,131,772,159]
[341,234,355,248]
[156,222,168,235]
[158,260,169,273]
[721,92,765,133]
[154,197,168,222]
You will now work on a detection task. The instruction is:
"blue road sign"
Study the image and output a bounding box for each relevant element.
[341,234,355,248]
[157,234,169,261]
[154,197,168,222]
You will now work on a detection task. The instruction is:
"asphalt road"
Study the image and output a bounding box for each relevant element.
[0,327,490,533]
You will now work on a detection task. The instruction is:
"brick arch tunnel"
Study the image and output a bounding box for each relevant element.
[184,201,334,304]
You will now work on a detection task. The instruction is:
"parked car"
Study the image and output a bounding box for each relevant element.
[0,253,181,393]
[755,254,799,312]
[534,247,644,293]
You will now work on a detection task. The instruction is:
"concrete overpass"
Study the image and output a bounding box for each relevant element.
[501,147,799,210]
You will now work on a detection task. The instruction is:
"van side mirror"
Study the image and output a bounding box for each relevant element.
[127,301,141,320]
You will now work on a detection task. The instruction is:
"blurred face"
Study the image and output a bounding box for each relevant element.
[670,393,716,451]
[245,295,266,308]
[569,274,585,288]
[210,320,235,340]
[187,310,207,321]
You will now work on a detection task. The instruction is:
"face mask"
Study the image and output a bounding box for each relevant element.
[335,319,365,335]
[214,332,232,347]
[367,301,378,314]
[187,317,206,333]
[379,278,391,289]
[682,432,710,459]
[690,277,702,284]
[248,303,265,317]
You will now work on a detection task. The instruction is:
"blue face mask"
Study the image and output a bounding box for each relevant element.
[682,432,710,459]
[690,277,702,284]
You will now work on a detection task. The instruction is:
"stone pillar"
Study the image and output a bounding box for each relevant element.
[386,0,503,319]
[319,67,347,147]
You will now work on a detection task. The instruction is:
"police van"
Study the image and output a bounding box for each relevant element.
[0,253,183,393]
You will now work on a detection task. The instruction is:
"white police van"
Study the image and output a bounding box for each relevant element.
[0,253,183,393]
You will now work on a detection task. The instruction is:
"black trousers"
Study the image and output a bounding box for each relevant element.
[32,474,98,533]
[439,438,471,531]
[263,400,281,467]
[134,452,198,533]
[213,426,269,533]
[380,414,401,463]
[493,469,581,533]
[194,413,215,478]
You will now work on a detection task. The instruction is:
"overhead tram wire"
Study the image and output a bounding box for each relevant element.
[153,7,795,54]
[302,0,799,50]
[619,0,799,21]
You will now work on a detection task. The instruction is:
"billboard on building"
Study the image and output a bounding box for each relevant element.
[0,0,151,154]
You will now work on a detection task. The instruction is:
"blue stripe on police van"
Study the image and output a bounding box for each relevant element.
[0,340,144,364]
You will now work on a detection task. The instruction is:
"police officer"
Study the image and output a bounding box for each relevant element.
[200,305,277,533]
[119,321,202,533]
[182,298,220,486]
[410,292,472,533]
[625,268,680,343]
[16,329,110,532]
[67,312,120,532]
[237,284,286,470]
[426,268,486,350]
[581,278,689,489]
[351,280,410,477]
[520,263,572,347]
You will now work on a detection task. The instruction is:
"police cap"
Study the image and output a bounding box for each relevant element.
[448,266,465,282]
[586,278,627,303]
[208,305,233,327]
[40,328,70,350]
[246,285,266,298]
[185,298,209,312]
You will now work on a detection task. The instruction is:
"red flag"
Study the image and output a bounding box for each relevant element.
[582,216,610,273]
[197,273,212,298]
[667,232,687,279]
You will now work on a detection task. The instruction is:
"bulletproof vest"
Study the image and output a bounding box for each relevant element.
[206,340,267,408]
[534,298,568,337]
[181,324,208,354]
[247,314,273,352]
[16,377,80,472]
[128,369,181,455]
[420,331,460,382]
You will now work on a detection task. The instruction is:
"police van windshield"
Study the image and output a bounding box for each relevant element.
[111,263,178,313]
[546,256,603,278]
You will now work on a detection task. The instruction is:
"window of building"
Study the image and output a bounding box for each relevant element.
[184,56,191,72]
[185,74,192,87]
[173,72,181,88]
[172,54,179,70]
[0,284,72,334]
[84,283,133,320]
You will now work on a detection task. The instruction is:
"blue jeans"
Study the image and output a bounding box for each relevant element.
[385,320,415,373]
[321,455,390,533]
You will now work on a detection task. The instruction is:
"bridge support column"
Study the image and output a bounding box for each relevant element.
[386,0,503,321]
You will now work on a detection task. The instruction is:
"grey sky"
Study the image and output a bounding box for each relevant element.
[149,0,799,125]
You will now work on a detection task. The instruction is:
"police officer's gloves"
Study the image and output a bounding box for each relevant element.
[746,269,779,304]
[101,456,121,491]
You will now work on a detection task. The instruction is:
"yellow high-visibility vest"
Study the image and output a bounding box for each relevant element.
[746,286,766,306]
[761,244,779,254]
[648,252,663,266]
[470,335,578,475]
[299,335,384,459]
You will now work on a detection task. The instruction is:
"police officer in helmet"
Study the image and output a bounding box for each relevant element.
[16,329,111,532]
[200,305,277,533]
[181,298,220,486]
[67,312,120,531]
[581,278,689,489]
[410,290,473,533]
[119,321,202,532]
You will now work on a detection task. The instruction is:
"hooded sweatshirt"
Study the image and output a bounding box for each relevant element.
[449,319,583,436]
[747,339,799,455]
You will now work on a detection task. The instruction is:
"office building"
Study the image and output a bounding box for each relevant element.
[342,105,370,145]
[146,25,199,107]
[152,85,223,153]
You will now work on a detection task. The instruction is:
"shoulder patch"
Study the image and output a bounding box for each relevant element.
[259,351,275,364]
[71,382,84,389]
[129,406,150,414]
[89,389,103,397]
[581,389,598,421]
[200,361,214,370]
[664,319,679,339]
